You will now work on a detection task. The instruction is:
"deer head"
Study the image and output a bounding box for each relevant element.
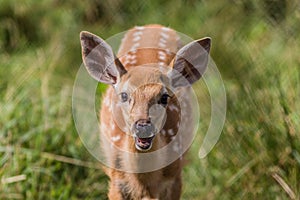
[80,31,210,151]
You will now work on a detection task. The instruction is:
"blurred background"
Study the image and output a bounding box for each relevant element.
[0,0,299,199]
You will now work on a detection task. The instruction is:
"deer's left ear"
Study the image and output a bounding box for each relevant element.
[80,31,127,85]
[169,37,211,88]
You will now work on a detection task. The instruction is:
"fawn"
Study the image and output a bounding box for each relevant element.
[80,24,210,200]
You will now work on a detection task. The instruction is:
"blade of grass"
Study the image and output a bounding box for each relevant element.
[272,173,296,200]
[226,157,259,187]
[1,174,26,184]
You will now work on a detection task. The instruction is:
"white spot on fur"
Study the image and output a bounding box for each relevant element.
[135,26,144,31]
[172,141,180,153]
[166,48,172,55]
[169,104,179,112]
[159,54,166,61]
[161,129,166,136]
[131,43,140,51]
[133,36,141,42]
[133,31,143,36]
[161,27,170,32]
[121,51,138,66]
[111,135,121,142]
[158,42,166,48]
[158,62,165,66]
[160,31,169,39]
[159,38,167,44]
[167,129,175,136]
[158,51,165,56]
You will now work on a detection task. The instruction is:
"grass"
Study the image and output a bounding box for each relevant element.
[0,0,299,199]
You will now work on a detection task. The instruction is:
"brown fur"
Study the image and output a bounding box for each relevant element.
[80,22,211,199]
[100,25,184,200]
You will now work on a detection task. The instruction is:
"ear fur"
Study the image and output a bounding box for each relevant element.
[170,37,211,88]
[80,31,126,84]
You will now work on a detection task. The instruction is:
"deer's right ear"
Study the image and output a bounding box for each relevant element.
[80,31,127,85]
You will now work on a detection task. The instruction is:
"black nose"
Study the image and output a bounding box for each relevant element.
[135,119,151,129]
[134,119,155,138]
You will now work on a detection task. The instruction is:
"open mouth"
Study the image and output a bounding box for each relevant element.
[134,136,155,151]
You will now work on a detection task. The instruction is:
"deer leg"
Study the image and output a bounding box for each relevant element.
[108,180,131,200]
[170,176,182,200]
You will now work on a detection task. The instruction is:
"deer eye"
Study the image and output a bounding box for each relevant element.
[120,92,128,102]
[159,93,170,105]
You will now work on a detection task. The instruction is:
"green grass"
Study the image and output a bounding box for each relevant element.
[1,0,299,199]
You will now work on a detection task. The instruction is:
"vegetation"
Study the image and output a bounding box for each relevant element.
[0,0,299,199]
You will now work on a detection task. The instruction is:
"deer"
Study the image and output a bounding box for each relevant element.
[80,24,211,200]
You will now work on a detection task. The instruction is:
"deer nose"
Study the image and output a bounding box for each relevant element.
[134,119,155,138]
[135,119,151,129]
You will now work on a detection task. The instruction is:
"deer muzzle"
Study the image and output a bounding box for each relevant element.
[132,119,156,151]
